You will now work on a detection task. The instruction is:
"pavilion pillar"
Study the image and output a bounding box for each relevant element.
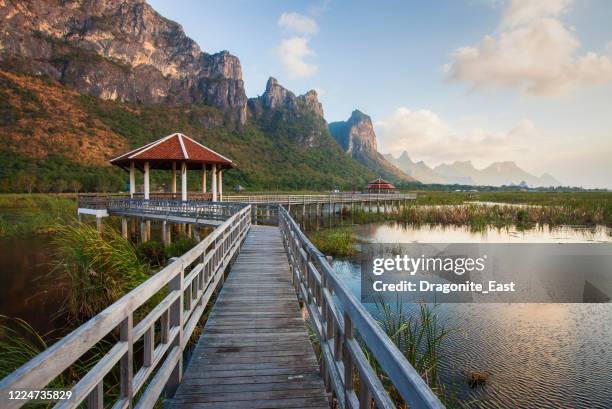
[143,161,150,200]
[181,162,188,202]
[129,162,136,199]
[171,161,177,198]
[211,164,218,202]
[218,170,223,201]
[201,164,207,193]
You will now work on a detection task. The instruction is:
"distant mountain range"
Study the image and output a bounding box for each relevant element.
[385,152,562,187]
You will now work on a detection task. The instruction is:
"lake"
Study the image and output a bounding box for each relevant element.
[1,220,611,407]
[0,235,63,334]
[328,222,612,408]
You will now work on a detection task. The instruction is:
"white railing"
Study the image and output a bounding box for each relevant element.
[0,205,252,409]
[279,206,444,409]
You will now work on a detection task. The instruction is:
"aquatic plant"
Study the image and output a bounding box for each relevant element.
[50,223,148,321]
[374,300,451,388]
[309,228,360,257]
[357,299,456,407]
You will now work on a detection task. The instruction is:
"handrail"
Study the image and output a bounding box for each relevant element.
[224,193,416,204]
[106,199,246,221]
[0,205,252,409]
[78,193,416,210]
[278,206,445,409]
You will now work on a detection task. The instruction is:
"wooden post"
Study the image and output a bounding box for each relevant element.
[129,161,136,199]
[121,217,128,239]
[96,217,103,233]
[162,220,168,245]
[119,315,133,404]
[166,269,183,396]
[140,219,147,243]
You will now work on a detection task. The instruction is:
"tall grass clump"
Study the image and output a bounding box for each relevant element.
[309,228,360,257]
[375,300,451,389]
[50,223,148,320]
[362,299,455,407]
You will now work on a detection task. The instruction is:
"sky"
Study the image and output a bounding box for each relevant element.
[148,0,612,188]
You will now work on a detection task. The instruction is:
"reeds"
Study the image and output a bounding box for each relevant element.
[309,228,361,257]
[373,299,451,389]
[49,222,148,321]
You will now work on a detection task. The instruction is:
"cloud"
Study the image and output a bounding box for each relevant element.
[277,37,319,78]
[278,12,318,35]
[375,107,547,167]
[445,0,612,95]
[501,0,571,27]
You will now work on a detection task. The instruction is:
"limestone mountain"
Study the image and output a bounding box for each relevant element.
[0,0,380,192]
[329,110,416,182]
[249,77,324,119]
[384,152,448,184]
[433,159,562,187]
[248,77,326,148]
[0,0,247,123]
[386,151,561,187]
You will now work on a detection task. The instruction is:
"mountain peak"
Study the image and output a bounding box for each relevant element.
[399,151,412,162]
[329,110,416,182]
[257,77,323,118]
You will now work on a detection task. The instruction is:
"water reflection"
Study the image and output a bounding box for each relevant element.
[326,223,612,408]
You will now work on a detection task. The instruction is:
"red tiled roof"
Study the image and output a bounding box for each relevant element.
[110,133,235,169]
[366,178,396,189]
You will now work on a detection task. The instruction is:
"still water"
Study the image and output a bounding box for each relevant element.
[331,223,612,408]
[0,236,62,334]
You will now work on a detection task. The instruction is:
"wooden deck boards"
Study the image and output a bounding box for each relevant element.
[170,226,330,409]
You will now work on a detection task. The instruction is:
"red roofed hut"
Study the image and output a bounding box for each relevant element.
[110,133,235,201]
[365,178,397,194]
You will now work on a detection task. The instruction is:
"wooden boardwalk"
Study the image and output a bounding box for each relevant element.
[170,225,330,409]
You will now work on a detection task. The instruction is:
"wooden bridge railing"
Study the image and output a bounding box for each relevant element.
[224,192,416,205]
[0,205,252,409]
[279,206,445,409]
[106,199,246,222]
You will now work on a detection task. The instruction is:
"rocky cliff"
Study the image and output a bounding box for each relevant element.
[248,77,326,148]
[0,0,247,123]
[249,77,324,119]
[329,110,416,182]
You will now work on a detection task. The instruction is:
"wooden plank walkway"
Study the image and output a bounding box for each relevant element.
[170,225,330,409]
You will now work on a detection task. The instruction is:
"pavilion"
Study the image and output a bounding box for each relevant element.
[365,178,397,194]
[110,133,235,201]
